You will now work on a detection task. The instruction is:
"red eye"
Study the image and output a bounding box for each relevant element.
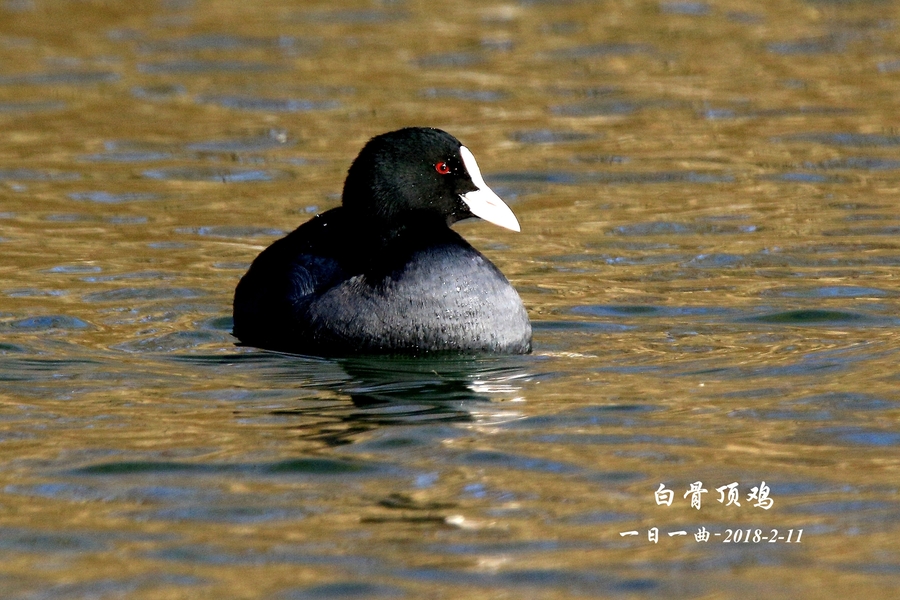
[435,161,451,175]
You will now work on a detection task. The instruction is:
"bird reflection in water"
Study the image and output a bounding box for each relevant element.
[261,353,535,447]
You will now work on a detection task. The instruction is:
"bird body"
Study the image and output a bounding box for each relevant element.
[233,127,531,356]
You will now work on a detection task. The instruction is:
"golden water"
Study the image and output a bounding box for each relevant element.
[1,1,899,598]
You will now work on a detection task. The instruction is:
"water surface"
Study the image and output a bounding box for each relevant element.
[1,0,899,598]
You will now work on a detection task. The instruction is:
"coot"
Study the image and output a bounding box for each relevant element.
[233,127,532,356]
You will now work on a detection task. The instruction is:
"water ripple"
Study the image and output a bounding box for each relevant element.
[83,287,204,303]
[0,100,66,112]
[488,170,733,185]
[137,34,313,53]
[0,169,79,181]
[808,157,900,170]
[0,70,119,85]
[420,88,507,102]
[414,52,484,68]
[743,309,872,325]
[113,331,227,353]
[185,130,292,153]
[131,83,186,100]
[776,132,900,147]
[551,98,674,116]
[176,225,284,238]
[509,130,596,144]
[542,43,654,60]
[69,191,162,203]
[70,457,379,477]
[301,9,408,24]
[282,582,405,599]
[196,95,340,112]
[767,35,846,55]
[137,60,279,74]
[142,167,291,182]
[660,2,711,15]
[0,315,92,331]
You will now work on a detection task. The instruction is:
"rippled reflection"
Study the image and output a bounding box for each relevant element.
[1,0,899,597]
